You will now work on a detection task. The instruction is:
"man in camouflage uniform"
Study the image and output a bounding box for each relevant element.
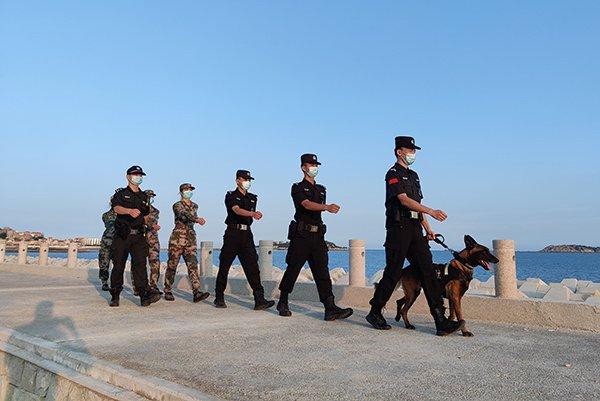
[98,206,116,291]
[144,189,162,293]
[164,183,211,303]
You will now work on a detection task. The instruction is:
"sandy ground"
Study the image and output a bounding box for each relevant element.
[0,264,599,401]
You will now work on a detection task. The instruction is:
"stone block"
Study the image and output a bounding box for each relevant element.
[6,355,24,385]
[34,368,51,397]
[20,363,37,394]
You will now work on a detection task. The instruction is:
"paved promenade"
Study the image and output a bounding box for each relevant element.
[0,264,598,401]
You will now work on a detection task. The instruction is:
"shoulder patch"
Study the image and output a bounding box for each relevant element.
[388,177,399,185]
[115,187,125,193]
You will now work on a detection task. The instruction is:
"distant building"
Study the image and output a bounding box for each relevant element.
[82,238,101,246]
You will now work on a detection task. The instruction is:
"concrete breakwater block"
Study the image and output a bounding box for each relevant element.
[369,269,385,286]
[561,278,578,293]
[542,284,575,302]
[584,293,600,305]
[519,278,551,299]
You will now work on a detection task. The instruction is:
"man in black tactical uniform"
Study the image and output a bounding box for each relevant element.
[109,165,161,307]
[214,170,275,310]
[366,137,462,336]
[277,154,353,321]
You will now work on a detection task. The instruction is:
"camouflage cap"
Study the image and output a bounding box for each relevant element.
[179,183,195,192]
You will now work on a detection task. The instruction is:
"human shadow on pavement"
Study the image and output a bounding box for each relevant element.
[3,300,90,400]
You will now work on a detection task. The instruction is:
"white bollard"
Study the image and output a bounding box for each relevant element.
[18,241,28,265]
[200,241,213,277]
[349,239,366,287]
[493,239,521,299]
[0,239,5,264]
[39,241,49,266]
[258,240,274,281]
[0,239,6,264]
[67,242,78,268]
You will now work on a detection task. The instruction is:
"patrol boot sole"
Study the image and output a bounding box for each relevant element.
[254,300,275,311]
[366,313,392,330]
[436,320,465,337]
[193,292,210,303]
[324,308,354,321]
[109,300,119,307]
[141,293,161,307]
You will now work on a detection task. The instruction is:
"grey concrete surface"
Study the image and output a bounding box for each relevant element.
[0,265,599,401]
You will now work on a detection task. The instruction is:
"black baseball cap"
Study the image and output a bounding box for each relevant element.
[179,183,195,191]
[126,165,146,175]
[236,170,255,180]
[300,153,321,165]
[395,136,421,150]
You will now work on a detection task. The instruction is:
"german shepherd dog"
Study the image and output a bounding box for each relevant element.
[394,235,499,336]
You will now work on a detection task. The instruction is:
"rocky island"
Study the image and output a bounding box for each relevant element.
[540,245,600,253]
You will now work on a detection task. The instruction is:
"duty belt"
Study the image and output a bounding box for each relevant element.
[399,210,422,220]
[298,221,321,233]
[228,223,250,231]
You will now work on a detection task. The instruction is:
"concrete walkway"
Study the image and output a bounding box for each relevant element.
[0,265,598,401]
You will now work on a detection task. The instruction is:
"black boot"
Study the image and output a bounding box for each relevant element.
[277,292,292,317]
[253,291,275,311]
[140,287,161,307]
[323,295,353,321]
[109,289,120,307]
[164,291,175,301]
[101,281,110,291]
[193,290,210,303]
[432,307,463,336]
[214,293,227,308]
[366,305,391,330]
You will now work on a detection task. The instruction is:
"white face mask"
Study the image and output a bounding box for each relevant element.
[241,180,252,191]
[404,153,416,165]
[182,190,193,199]
[306,166,319,178]
[129,175,143,185]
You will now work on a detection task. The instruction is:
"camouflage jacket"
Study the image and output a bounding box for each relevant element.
[145,206,160,234]
[173,200,198,231]
[101,210,116,238]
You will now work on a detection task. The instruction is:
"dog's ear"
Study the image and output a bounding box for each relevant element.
[464,235,477,249]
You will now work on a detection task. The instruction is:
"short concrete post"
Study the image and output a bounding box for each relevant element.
[0,239,5,264]
[200,241,213,277]
[67,242,78,268]
[349,239,366,287]
[39,241,50,266]
[493,239,520,299]
[258,240,274,281]
[18,241,28,265]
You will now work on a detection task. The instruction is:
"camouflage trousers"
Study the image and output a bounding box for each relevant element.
[98,235,113,282]
[147,233,161,288]
[164,230,200,293]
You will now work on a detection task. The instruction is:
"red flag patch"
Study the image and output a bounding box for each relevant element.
[388,178,399,185]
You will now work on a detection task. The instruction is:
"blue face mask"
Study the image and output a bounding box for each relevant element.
[149,197,154,205]
[182,190,194,199]
[404,153,416,165]
[129,175,143,185]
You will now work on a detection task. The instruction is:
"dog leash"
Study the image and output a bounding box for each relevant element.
[433,234,474,271]
[432,234,460,259]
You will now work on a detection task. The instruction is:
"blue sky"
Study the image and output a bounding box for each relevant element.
[1,1,599,250]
